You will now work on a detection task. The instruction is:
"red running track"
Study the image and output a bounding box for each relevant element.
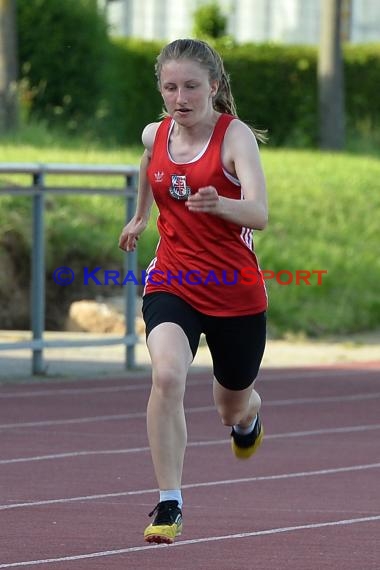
[0,363,379,569]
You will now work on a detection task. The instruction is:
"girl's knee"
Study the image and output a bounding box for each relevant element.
[152,363,186,399]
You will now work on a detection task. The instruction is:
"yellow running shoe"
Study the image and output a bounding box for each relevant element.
[144,500,183,544]
[231,414,264,460]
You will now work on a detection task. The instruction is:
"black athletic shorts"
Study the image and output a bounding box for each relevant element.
[142,292,266,391]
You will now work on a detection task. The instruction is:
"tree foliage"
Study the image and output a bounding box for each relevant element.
[192,2,227,39]
[17,0,110,134]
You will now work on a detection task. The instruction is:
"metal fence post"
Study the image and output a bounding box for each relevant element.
[124,173,138,369]
[31,170,46,374]
[0,163,140,377]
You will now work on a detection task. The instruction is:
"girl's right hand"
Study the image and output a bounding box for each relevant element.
[118,217,148,252]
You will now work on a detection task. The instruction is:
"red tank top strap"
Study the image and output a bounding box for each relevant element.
[153,114,235,153]
[152,117,171,149]
[210,113,236,147]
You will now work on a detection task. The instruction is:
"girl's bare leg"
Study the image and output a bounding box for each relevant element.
[213,378,261,428]
[146,323,193,489]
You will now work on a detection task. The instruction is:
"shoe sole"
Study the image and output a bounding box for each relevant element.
[231,424,264,460]
[144,523,182,544]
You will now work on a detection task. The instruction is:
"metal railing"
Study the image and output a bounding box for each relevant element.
[0,163,139,375]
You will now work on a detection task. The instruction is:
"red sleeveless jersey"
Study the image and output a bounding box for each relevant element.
[144,114,267,316]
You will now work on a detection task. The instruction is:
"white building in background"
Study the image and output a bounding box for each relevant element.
[99,0,380,44]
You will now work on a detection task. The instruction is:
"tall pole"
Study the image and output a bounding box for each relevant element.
[318,0,345,150]
[0,0,18,132]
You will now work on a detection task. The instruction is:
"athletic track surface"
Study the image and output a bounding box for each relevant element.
[1,362,379,569]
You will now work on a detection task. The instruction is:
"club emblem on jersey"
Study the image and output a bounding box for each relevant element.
[169,175,191,200]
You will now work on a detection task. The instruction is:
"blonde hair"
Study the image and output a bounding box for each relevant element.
[155,39,266,142]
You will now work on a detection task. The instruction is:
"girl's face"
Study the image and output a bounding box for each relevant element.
[159,59,218,125]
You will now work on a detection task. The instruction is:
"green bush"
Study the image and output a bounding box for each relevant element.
[344,43,380,137]
[17,0,111,137]
[192,2,228,40]
[218,42,318,146]
[16,9,380,148]
[101,39,380,148]
[105,39,163,144]
[98,39,319,146]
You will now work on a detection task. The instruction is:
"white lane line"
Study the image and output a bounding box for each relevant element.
[1,423,380,465]
[0,514,379,567]
[0,412,144,429]
[1,462,379,511]
[1,391,380,430]
[265,391,380,406]
[0,367,378,399]
[0,406,212,430]
[0,380,202,399]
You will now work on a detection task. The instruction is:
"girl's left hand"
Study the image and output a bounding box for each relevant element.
[185,186,221,213]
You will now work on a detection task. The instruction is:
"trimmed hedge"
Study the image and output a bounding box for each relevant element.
[344,43,380,133]
[105,39,380,147]
[16,1,380,148]
[17,0,111,136]
[109,40,318,146]
[105,39,164,145]
[220,42,318,146]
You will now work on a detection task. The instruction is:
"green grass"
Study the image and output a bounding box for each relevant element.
[1,126,379,337]
[257,149,380,335]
